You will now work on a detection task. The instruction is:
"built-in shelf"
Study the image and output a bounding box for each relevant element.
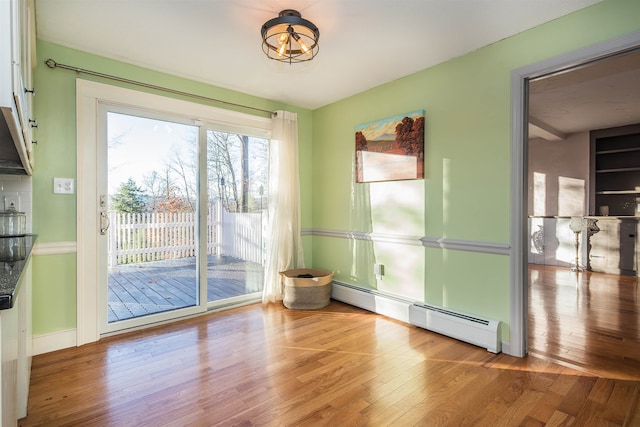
[596,190,640,195]
[591,124,640,216]
[596,167,640,173]
[596,147,640,155]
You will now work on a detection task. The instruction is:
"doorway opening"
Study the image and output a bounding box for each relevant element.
[513,32,640,376]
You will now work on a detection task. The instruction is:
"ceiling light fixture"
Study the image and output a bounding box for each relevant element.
[261,9,319,64]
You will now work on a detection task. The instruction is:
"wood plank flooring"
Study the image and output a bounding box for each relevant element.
[108,256,263,322]
[528,264,640,380]
[20,295,640,426]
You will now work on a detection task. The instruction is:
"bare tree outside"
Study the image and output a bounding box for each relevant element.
[110,121,268,215]
[207,130,268,213]
[163,145,197,212]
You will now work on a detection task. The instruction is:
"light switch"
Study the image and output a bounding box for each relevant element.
[53,177,75,194]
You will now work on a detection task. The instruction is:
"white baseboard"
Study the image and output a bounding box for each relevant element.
[33,329,77,355]
[332,281,512,355]
[331,281,413,323]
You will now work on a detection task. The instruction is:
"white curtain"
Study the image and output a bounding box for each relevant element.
[262,110,305,303]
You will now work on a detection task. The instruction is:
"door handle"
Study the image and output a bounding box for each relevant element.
[100,211,110,235]
[99,195,109,235]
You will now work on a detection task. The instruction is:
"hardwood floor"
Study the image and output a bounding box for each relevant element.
[20,298,640,426]
[529,264,640,380]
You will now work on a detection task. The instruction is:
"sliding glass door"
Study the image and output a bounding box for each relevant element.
[99,107,268,334]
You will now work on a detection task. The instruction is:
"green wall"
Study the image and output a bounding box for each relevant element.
[310,0,640,341]
[30,0,640,343]
[31,41,312,335]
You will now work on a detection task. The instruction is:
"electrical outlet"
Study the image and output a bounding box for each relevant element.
[53,177,75,194]
[374,263,384,279]
[3,195,19,211]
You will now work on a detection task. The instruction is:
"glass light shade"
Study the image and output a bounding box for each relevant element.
[569,217,585,233]
[277,38,289,57]
[276,31,289,45]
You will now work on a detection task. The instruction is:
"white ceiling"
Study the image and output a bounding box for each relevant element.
[35,0,603,110]
[529,49,640,139]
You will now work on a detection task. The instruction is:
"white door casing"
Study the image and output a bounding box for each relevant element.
[76,80,271,345]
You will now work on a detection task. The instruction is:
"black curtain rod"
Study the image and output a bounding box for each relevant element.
[44,59,276,117]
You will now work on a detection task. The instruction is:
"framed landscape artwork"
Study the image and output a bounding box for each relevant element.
[355,110,425,183]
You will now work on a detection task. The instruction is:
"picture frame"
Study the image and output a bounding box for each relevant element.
[355,110,425,183]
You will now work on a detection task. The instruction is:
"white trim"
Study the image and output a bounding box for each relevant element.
[421,237,510,255]
[510,69,528,358]
[78,80,271,138]
[32,329,77,355]
[510,31,640,358]
[306,227,510,255]
[331,280,414,321]
[32,241,77,256]
[331,281,506,354]
[308,228,423,246]
[77,79,100,346]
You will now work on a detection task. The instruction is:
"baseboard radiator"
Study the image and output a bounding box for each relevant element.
[331,281,502,353]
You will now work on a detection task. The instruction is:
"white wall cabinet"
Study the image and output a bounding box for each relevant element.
[0,0,36,175]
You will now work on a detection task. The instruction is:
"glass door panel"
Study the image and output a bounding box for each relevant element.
[104,111,200,330]
[205,129,268,305]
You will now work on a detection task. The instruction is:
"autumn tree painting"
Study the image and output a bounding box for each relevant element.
[354,110,425,183]
[396,115,425,158]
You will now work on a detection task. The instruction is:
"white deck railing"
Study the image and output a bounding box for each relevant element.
[107,202,265,267]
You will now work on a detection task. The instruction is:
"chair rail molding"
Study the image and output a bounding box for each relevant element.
[421,236,510,255]
[306,228,423,247]
[32,241,77,256]
[305,228,510,255]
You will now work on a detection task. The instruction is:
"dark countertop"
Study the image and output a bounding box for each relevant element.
[0,235,36,310]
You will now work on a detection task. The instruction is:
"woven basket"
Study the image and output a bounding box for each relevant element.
[280,268,333,310]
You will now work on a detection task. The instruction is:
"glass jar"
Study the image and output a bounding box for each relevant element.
[0,208,26,236]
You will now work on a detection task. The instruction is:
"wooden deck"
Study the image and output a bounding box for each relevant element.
[108,255,263,322]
